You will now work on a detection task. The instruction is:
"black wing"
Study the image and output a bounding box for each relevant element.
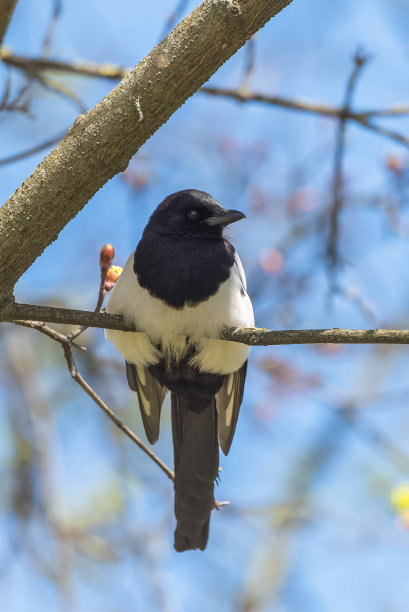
[126,361,167,444]
[216,360,248,456]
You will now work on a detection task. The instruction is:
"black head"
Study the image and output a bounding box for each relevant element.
[145,189,245,239]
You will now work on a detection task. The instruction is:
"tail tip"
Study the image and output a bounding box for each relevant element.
[174,522,209,552]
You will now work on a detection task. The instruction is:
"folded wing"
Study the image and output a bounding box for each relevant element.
[125,361,167,444]
[216,360,248,455]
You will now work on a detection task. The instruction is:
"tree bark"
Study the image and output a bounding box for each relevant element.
[0,0,292,304]
[3,303,409,348]
[0,0,18,45]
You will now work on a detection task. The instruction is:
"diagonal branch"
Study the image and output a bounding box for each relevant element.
[0,0,293,302]
[14,318,175,481]
[0,130,67,167]
[62,344,175,482]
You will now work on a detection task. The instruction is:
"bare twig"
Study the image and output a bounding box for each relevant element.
[327,51,369,289]
[11,317,174,481]
[62,344,175,481]
[240,36,256,90]
[158,0,191,42]
[0,49,399,119]
[200,87,409,150]
[0,130,66,167]
[34,72,87,113]
[201,84,348,116]
[13,319,86,350]
[0,69,31,115]
[354,118,409,148]
[0,48,131,80]
[42,0,62,58]
[1,50,409,150]
[67,261,109,342]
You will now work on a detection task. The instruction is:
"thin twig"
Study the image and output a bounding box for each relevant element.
[241,36,256,90]
[0,130,66,167]
[0,48,131,80]
[34,72,87,113]
[13,319,86,350]
[354,117,409,148]
[158,0,191,42]
[62,344,174,481]
[11,318,174,481]
[67,263,109,342]
[42,0,62,58]
[1,50,409,150]
[327,51,369,290]
[0,67,31,115]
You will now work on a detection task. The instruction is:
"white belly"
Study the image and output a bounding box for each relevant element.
[105,252,254,375]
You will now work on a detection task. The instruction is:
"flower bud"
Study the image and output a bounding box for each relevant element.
[100,244,115,268]
[106,265,123,283]
[104,281,115,292]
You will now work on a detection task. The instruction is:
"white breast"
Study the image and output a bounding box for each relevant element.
[105,251,254,375]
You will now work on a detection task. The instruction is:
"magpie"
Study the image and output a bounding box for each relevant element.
[105,189,254,552]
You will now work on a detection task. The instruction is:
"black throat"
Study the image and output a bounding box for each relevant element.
[133,231,235,309]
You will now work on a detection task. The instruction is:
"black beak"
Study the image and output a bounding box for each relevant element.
[204,209,246,227]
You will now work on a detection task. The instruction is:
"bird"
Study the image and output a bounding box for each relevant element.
[105,189,254,552]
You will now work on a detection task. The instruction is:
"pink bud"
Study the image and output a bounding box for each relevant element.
[104,281,115,292]
[100,244,115,268]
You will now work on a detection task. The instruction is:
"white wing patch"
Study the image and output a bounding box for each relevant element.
[125,362,166,443]
[224,375,235,427]
[137,366,151,417]
[233,252,247,293]
[216,361,248,455]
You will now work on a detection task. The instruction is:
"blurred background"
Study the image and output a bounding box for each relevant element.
[1,0,409,610]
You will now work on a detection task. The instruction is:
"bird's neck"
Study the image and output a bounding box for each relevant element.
[133,231,235,309]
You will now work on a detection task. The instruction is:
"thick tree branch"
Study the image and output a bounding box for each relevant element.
[1,303,132,330]
[0,0,18,45]
[0,0,292,302]
[3,303,409,346]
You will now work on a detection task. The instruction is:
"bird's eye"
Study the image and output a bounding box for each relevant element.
[188,210,199,220]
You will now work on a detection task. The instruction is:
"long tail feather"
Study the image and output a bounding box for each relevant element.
[171,393,219,552]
